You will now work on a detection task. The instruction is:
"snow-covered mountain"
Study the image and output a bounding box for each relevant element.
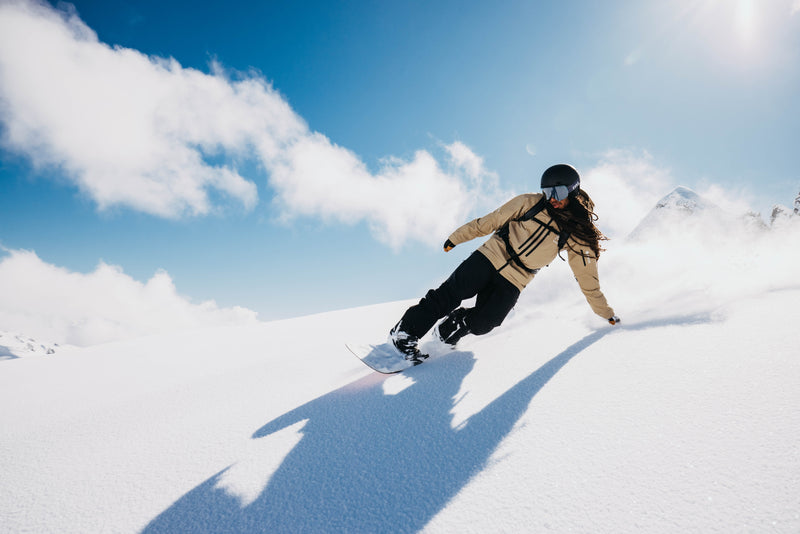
[653,185,714,213]
[0,330,62,360]
[771,200,800,229]
[772,204,793,225]
[627,185,770,240]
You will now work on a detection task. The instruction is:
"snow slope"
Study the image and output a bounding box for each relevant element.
[2,291,799,533]
[2,190,799,533]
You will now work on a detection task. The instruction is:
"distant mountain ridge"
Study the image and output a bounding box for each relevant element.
[627,185,795,240]
[628,186,723,240]
[0,330,62,360]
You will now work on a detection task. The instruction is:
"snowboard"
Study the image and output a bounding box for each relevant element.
[345,342,426,374]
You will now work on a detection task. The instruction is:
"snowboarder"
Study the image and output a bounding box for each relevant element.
[390,164,620,362]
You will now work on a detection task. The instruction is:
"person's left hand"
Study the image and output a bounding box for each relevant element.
[608,315,621,325]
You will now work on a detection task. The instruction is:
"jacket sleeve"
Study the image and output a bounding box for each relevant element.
[447,194,533,246]
[566,244,615,319]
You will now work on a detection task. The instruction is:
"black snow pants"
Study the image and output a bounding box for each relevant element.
[398,251,521,340]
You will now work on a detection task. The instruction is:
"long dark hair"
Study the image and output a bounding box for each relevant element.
[544,189,608,259]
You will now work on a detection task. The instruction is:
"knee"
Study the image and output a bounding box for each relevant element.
[465,314,502,336]
[420,288,457,318]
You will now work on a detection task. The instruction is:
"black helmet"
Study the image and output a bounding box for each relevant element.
[541,164,580,201]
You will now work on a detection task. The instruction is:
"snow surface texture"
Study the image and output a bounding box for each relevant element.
[1,187,799,533]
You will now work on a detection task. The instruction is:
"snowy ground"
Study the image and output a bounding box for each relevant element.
[1,284,798,533]
[2,190,799,533]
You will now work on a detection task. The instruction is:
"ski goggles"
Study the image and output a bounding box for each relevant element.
[542,181,579,201]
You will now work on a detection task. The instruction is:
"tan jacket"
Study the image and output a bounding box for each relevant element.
[448,193,615,319]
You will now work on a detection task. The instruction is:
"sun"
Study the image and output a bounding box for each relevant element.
[733,0,757,48]
[682,0,777,68]
[623,0,775,70]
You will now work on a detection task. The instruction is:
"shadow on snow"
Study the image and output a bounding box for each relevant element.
[143,314,711,533]
[0,345,20,361]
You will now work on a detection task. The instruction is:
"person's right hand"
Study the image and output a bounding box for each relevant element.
[443,239,455,252]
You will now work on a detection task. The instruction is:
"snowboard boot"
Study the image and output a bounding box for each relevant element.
[434,307,470,348]
[389,321,429,364]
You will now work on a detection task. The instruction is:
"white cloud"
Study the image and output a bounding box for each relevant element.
[694,182,754,216]
[0,248,258,346]
[0,0,264,217]
[582,149,675,239]
[793,0,800,15]
[267,134,504,248]
[0,0,504,248]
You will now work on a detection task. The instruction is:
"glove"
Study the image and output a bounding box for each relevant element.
[444,239,455,252]
[608,315,621,326]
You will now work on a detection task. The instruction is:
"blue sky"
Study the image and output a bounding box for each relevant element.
[1,0,799,332]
